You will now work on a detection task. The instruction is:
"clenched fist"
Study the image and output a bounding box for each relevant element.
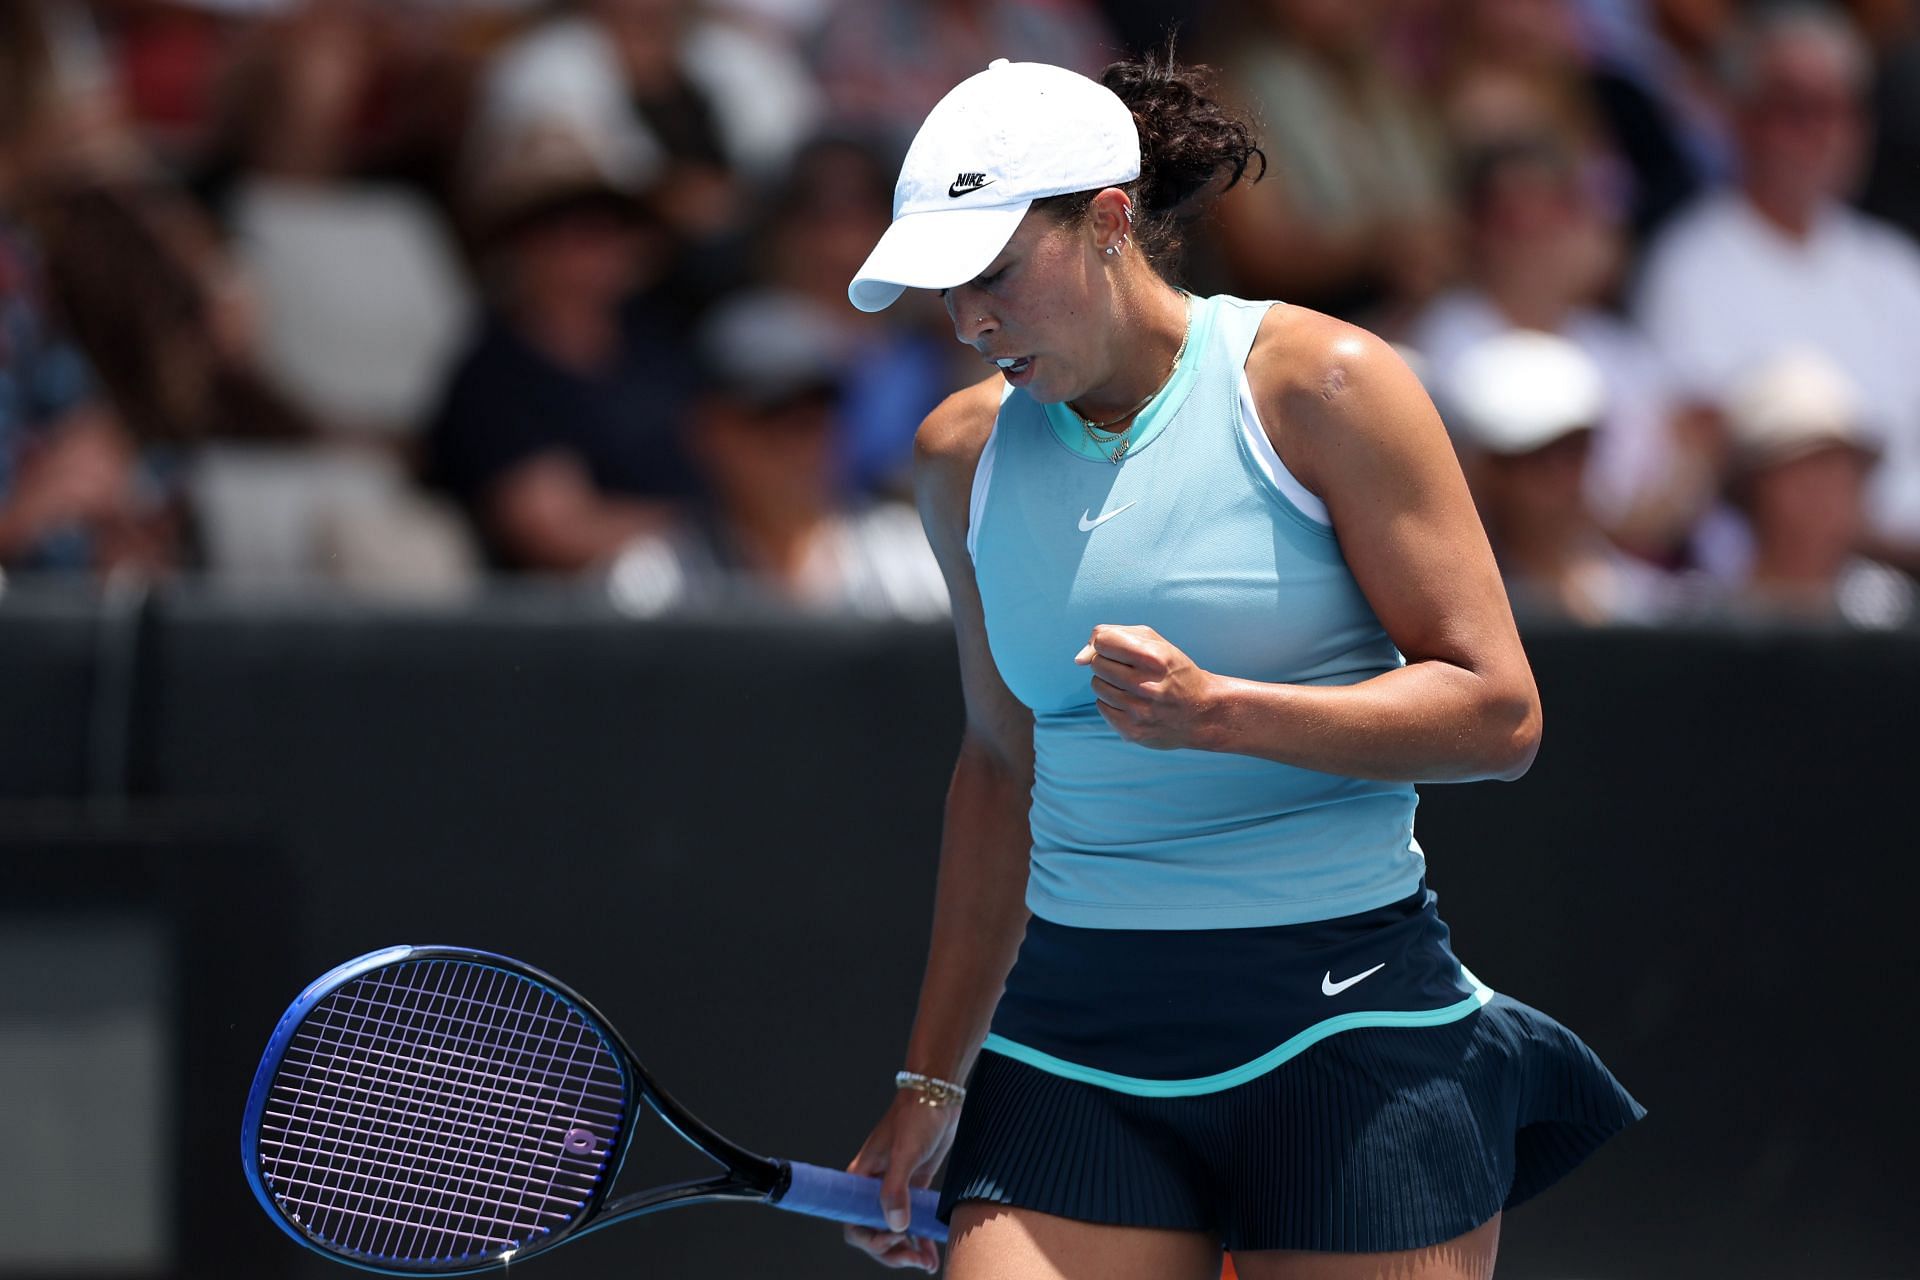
[1074,624,1222,751]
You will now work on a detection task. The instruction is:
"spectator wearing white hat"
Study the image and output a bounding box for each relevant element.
[425,116,701,571]
[1446,329,1683,623]
[720,133,958,501]
[607,294,946,619]
[1634,4,1920,569]
[1410,131,1718,562]
[1718,349,1914,627]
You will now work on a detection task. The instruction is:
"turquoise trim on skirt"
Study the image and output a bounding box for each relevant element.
[979,975,1494,1097]
[937,993,1645,1252]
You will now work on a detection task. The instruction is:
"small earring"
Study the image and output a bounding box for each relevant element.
[1104,244,1119,256]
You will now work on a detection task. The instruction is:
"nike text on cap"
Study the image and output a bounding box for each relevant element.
[847,58,1142,313]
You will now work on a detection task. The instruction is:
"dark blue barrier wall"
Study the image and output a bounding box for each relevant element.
[0,589,104,798]
[1,588,1913,1279]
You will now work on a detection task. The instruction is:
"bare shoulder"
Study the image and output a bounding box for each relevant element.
[1242,303,1440,499]
[915,374,1005,473]
[913,374,1006,547]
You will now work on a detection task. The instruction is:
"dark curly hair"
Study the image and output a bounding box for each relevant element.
[1033,41,1265,275]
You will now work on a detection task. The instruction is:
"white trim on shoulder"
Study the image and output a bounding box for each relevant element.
[1238,368,1331,527]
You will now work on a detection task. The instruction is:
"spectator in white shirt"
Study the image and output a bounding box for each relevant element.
[1411,132,1717,561]
[1716,348,1914,628]
[1634,3,1920,569]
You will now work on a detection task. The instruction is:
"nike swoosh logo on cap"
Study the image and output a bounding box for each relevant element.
[1078,502,1135,532]
[1321,963,1386,997]
[949,177,995,198]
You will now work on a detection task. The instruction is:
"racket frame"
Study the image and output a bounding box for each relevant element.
[242,945,793,1275]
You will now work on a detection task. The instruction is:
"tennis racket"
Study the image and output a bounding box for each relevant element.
[241,945,946,1274]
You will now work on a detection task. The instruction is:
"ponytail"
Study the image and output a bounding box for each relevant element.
[1034,41,1264,273]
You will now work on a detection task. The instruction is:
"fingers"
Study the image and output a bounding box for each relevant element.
[1090,674,1147,714]
[841,1178,940,1271]
[842,1095,952,1271]
[1094,695,1175,751]
[1091,628,1155,667]
[1074,624,1168,674]
[846,1142,887,1179]
[844,1224,940,1271]
[1089,655,1155,694]
[880,1166,913,1233]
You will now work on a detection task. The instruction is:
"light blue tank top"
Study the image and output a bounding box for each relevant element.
[970,293,1425,929]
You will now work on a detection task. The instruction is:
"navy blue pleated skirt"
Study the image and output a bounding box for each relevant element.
[936,891,1645,1253]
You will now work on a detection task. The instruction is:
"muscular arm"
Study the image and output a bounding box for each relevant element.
[901,377,1035,1084]
[1083,309,1540,783]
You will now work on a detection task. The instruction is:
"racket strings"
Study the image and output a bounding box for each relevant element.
[270,962,617,1261]
[276,963,549,1258]
[301,972,604,1237]
[270,962,570,1260]
[294,963,613,1258]
[277,1016,624,1125]
[258,959,627,1266]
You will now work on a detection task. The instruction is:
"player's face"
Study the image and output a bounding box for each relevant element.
[939,209,1113,405]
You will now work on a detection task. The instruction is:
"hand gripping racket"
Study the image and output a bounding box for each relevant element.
[241,945,946,1273]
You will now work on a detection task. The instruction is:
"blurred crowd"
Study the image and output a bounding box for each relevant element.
[2,0,1917,627]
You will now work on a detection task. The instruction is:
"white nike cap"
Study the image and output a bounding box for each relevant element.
[847,58,1141,313]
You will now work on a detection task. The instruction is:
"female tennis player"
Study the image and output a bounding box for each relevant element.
[840,53,1643,1279]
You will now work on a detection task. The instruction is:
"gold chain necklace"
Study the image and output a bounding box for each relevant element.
[1072,295,1192,464]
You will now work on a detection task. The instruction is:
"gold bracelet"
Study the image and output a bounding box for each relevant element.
[894,1070,967,1107]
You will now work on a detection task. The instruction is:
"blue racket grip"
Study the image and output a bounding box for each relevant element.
[774,1161,949,1243]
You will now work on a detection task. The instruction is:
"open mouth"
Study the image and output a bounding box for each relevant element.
[992,355,1034,380]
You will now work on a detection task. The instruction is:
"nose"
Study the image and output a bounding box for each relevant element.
[945,285,995,346]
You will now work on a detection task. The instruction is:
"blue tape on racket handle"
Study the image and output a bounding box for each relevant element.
[774,1162,949,1243]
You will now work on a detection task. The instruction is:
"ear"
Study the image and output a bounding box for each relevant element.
[1087,187,1133,256]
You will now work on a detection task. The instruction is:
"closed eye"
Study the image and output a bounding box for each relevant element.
[938,264,1009,301]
